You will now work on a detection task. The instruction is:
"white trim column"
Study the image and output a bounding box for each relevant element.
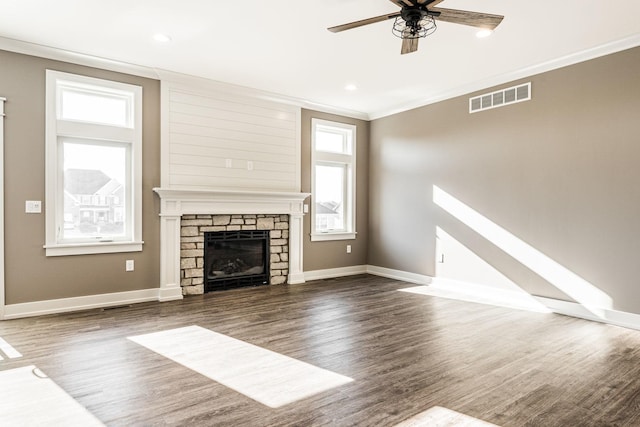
[158,214,184,301]
[288,213,305,284]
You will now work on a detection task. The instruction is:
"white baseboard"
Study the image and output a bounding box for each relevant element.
[3,288,165,320]
[5,266,640,331]
[288,272,307,285]
[304,265,368,282]
[366,265,432,285]
[158,286,184,302]
[536,296,640,331]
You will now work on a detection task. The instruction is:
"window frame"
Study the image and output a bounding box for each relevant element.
[44,70,143,256]
[310,118,356,242]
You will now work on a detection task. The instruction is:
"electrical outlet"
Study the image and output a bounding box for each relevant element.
[125,260,134,271]
[303,204,309,213]
[346,245,352,254]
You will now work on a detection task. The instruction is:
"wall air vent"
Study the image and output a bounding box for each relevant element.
[469,82,531,113]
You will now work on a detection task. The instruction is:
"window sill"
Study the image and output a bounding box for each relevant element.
[310,232,356,242]
[44,241,144,257]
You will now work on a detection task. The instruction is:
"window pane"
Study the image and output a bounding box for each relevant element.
[315,164,345,232]
[62,141,128,240]
[316,129,346,154]
[61,88,131,127]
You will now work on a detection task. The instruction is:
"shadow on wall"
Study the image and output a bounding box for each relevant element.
[432,185,613,319]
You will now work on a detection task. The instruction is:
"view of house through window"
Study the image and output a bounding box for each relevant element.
[315,164,346,232]
[311,119,356,241]
[62,141,128,240]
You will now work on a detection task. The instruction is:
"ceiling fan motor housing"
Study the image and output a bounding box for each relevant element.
[400,7,427,26]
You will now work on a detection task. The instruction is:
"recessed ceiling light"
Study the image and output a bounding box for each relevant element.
[344,84,358,91]
[153,33,172,43]
[476,29,493,38]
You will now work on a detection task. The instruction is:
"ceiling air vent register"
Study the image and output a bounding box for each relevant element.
[469,82,531,113]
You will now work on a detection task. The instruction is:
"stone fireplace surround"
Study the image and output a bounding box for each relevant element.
[153,188,310,301]
[181,214,289,295]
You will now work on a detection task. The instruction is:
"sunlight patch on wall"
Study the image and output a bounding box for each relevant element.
[436,226,529,293]
[128,325,353,408]
[431,226,551,312]
[433,185,612,318]
[394,406,499,426]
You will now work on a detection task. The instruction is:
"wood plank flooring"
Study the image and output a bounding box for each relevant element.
[2,274,640,426]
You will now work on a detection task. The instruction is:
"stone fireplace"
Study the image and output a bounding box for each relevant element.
[180,214,289,295]
[153,188,309,301]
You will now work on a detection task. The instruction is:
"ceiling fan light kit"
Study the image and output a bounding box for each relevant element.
[328,0,504,55]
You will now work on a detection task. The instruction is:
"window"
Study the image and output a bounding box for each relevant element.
[311,119,356,241]
[45,70,143,256]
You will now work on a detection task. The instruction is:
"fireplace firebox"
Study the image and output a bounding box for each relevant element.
[204,230,270,292]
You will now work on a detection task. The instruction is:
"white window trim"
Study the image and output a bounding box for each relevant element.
[44,70,143,256]
[310,118,356,242]
[0,97,6,318]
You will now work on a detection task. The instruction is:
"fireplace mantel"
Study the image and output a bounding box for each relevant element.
[153,188,310,301]
[153,188,310,216]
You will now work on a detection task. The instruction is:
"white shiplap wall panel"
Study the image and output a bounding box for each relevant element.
[170,153,295,168]
[171,98,298,128]
[170,90,298,123]
[162,80,301,191]
[170,124,293,149]
[169,175,295,190]
[170,112,295,140]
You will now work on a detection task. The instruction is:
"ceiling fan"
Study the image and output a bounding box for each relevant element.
[328,0,504,55]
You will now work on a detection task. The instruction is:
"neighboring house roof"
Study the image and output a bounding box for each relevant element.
[315,201,340,214]
[96,179,123,197]
[64,169,111,195]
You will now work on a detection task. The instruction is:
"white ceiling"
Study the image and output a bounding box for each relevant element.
[0,0,639,119]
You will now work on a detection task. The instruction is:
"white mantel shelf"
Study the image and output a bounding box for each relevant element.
[153,188,310,302]
[153,188,310,216]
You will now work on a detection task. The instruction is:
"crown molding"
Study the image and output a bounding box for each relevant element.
[0,36,160,79]
[368,33,640,120]
[0,36,368,121]
[4,32,637,123]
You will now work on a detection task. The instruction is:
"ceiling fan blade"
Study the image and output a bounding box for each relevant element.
[328,12,400,33]
[389,0,413,7]
[431,7,504,30]
[417,0,445,5]
[401,37,419,55]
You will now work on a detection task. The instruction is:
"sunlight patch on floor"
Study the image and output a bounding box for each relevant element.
[395,406,499,426]
[0,336,22,359]
[400,284,551,313]
[128,325,353,408]
[0,365,103,426]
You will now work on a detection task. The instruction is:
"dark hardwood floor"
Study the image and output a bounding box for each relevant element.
[2,274,640,426]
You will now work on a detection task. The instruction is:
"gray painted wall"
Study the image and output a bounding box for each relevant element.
[368,46,640,313]
[3,44,639,315]
[0,49,161,304]
[0,49,368,305]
